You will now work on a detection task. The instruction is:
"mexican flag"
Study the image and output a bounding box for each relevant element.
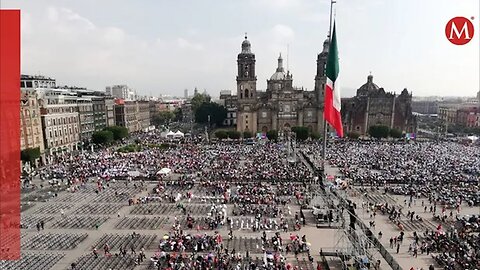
[324,21,344,137]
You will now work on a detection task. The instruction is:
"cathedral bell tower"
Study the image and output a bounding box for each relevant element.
[236,34,257,133]
[315,38,329,103]
[314,37,329,134]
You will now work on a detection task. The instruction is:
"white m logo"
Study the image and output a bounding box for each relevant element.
[449,21,471,40]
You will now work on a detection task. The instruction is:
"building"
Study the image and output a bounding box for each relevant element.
[149,101,158,126]
[438,102,474,125]
[156,100,183,112]
[106,85,136,101]
[137,101,151,131]
[218,90,237,127]
[438,105,460,124]
[456,107,480,127]
[20,89,45,155]
[114,100,150,133]
[21,74,56,89]
[115,100,136,133]
[39,89,81,153]
[184,89,189,99]
[235,35,326,134]
[92,96,108,131]
[411,100,439,115]
[105,97,115,127]
[341,75,417,134]
[76,96,94,142]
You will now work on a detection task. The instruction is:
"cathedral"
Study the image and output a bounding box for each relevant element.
[236,35,328,135]
[341,75,417,135]
[234,35,416,136]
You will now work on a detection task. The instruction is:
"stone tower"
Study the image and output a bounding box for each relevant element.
[236,34,258,133]
[314,38,329,133]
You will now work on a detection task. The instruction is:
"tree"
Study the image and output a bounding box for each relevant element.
[104,126,128,140]
[195,102,227,126]
[173,108,183,122]
[266,130,278,141]
[152,111,175,127]
[291,126,309,141]
[347,131,360,139]
[310,132,321,140]
[20,147,41,164]
[92,130,114,145]
[389,128,403,138]
[191,93,211,112]
[215,130,228,140]
[243,131,252,138]
[228,130,241,140]
[368,125,390,139]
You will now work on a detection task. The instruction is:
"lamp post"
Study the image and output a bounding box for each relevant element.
[207,115,211,143]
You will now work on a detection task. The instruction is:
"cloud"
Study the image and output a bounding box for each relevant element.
[272,24,295,40]
[177,38,204,51]
[251,0,302,9]
[102,27,126,43]
[48,7,95,30]
[20,6,235,96]
[300,12,329,23]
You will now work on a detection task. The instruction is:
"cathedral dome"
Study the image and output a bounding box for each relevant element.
[241,34,252,54]
[322,38,329,53]
[270,71,286,80]
[358,74,379,92]
[270,53,287,80]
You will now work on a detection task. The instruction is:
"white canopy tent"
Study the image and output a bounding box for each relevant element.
[157,167,172,175]
[127,170,141,177]
[166,131,175,138]
[174,130,184,138]
[467,135,478,142]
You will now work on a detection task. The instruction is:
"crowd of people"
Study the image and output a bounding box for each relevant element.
[21,131,480,270]
[303,141,480,207]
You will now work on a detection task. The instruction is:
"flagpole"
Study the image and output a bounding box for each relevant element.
[322,0,336,171]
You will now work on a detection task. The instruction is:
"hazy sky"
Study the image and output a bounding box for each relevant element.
[3,0,479,98]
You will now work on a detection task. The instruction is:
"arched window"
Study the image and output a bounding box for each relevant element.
[245,89,250,98]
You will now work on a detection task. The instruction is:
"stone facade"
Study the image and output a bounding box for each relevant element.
[105,97,115,127]
[114,100,151,133]
[39,90,81,152]
[235,35,327,135]
[20,89,45,153]
[106,85,136,101]
[341,75,416,135]
[92,96,108,131]
[77,97,94,142]
[137,101,151,132]
[219,90,237,127]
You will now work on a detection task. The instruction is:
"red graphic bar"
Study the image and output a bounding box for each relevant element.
[0,10,21,260]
